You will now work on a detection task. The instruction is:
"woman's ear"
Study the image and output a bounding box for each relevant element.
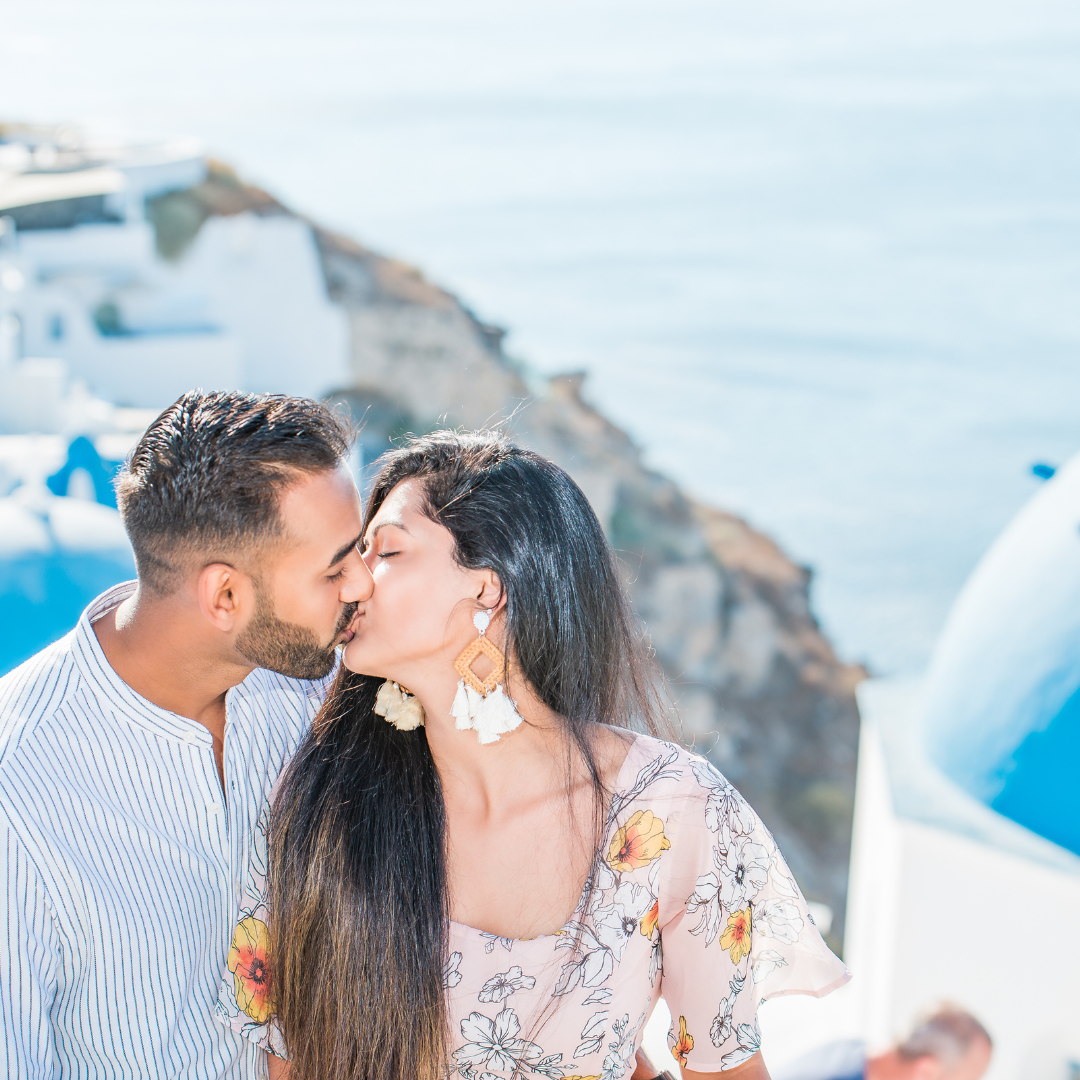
[475,569,505,614]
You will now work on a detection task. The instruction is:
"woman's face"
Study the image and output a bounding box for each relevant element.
[343,479,493,684]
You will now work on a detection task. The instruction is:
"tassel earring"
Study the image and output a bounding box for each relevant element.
[451,610,523,744]
[374,680,425,730]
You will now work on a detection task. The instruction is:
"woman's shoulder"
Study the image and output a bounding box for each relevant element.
[612,732,748,808]
[610,734,772,874]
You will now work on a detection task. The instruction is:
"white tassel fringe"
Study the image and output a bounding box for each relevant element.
[374,680,425,730]
[450,678,523,744]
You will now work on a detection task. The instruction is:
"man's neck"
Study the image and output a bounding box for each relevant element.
[92,585,255,741]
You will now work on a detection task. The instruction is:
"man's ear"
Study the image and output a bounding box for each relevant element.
[475,569,505,614]
[197,563,256,633]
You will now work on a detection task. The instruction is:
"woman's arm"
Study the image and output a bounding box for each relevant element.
[267,1051,290,1079]
[684,1051,771,1080]
[633,1047,771,1080]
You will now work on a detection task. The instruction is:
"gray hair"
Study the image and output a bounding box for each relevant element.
[898,1005,992,1068]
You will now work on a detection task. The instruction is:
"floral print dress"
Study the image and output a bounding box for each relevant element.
[217,735,849,1076]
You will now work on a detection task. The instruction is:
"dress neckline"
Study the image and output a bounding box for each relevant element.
[448,732,651,944]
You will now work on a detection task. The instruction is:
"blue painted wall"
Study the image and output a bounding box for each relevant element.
[0,549,135,675]
[1,438,134,678]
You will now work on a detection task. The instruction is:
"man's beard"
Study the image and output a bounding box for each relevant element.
[235,586,358,680]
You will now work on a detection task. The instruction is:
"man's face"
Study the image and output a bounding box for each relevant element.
[943,1040,992,1080]
[900,1040,993,1080]
[235,465,372,679]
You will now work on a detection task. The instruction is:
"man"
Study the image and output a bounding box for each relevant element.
[0,391,373,1078]
[774,1005,992,1080]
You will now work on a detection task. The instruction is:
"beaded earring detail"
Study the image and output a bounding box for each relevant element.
[451,609,523,744]
[374,680,425,730]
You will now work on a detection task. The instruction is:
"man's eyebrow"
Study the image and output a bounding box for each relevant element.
[327,531,365,570]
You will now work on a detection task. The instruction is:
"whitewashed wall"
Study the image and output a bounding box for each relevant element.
[837,696,1080,1080]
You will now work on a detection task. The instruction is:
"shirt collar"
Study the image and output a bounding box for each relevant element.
[71,581,217,747]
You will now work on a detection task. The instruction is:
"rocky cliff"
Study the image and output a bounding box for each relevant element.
[150,164,865,950]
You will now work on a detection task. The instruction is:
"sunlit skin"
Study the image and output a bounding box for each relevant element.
[285,477,770,1080]
[866,1039,992,1080]
[94,465,372,790]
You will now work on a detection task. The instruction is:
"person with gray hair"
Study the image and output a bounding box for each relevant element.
[772,1004,992,1080]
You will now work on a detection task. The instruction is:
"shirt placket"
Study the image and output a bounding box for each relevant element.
[222,692,240,911]
[181,717,232,971]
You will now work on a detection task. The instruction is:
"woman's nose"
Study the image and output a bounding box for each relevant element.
[341,547,375,602]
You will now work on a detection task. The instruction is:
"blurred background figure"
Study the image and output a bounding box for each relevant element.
[775,1006,992,1080]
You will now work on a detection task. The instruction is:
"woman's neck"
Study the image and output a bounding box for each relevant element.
[421,675,573,817]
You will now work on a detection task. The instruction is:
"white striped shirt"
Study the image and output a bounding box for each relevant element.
[0,582,330,1079]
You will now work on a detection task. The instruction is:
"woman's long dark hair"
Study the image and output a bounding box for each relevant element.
[267,430,664,1080]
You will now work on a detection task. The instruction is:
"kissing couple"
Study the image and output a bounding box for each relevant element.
[0,391,847,1080]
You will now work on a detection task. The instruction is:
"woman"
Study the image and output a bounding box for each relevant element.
[217,430,848,1080]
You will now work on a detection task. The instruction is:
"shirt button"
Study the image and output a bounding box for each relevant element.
[183,731,200,745]
[208,802,222,816]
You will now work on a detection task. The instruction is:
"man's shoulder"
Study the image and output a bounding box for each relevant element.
[0,633,82,774]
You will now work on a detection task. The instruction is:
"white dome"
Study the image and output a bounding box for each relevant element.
[921,452,1080,855]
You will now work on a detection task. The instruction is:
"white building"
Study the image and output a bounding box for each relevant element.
[0,122,353,679]
[0,124,348,418]
[757,458,1080,1080]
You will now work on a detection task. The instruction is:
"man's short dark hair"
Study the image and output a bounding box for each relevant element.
[115,390,352,593]
[898,1004,992,1067]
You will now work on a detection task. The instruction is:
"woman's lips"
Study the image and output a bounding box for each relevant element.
[341,610,363,642]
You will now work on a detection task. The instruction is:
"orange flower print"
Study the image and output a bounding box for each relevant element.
[639,898,660,939]
[227,916,273,1023]
[719,905,753,964]
[671,1015,694,1065]
[607,809,671,872]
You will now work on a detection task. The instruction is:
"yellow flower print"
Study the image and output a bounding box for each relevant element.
[639,898,660,939]
[607,809,671,872]
[719,905,753,964]
[227,916,273,1023]
[671,1015,694,1065]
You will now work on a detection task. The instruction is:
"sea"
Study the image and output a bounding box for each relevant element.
[3,0,1080,675]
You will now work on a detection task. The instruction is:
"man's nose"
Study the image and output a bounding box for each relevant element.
[340,546,374,603]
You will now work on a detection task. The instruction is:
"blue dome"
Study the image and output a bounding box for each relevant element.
[923,453,1080,856]
[0,492,134,676]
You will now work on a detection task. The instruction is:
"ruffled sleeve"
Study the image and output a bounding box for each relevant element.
[214,792,288,1060]
[657,755,849,1072]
